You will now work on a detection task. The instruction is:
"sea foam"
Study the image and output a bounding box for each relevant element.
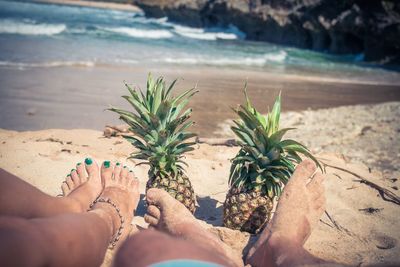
[0,19,66,35]
[173,25,240,40]
[103,27,173,39]
[0,61,95,69]
[159,51,287,67]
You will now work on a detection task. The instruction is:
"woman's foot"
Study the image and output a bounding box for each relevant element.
[90,163,140,249]
[59,158,103,212]
[145,188,243,267]
[246,159,326,266]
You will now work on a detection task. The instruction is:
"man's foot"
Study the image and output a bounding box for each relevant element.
[91,163,140,248]
[246,159,326,266]
[59,158,103,212]
[145,188,243,267]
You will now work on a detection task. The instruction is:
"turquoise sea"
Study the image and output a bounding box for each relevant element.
[1,0,400,84]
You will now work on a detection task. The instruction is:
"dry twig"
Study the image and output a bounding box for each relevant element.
[323,163,400,205]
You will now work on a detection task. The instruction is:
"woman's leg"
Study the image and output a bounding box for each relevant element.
[0,162,139,267]
[0,158,103,218]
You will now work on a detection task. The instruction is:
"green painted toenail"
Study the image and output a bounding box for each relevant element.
[104,161,110,168]
[67,174,71,177]
[71,169,75,172]
[116,162,120,166]
[85,158,92,165]
[129,170,133,173]
[77,163,81,166]
[123,166,127,168]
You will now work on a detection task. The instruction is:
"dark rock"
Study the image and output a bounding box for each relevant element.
[134,0,400,65]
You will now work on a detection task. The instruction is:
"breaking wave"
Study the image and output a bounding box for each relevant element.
[0,19,66,35]
[0,61,95,69]
[102,27,173,39]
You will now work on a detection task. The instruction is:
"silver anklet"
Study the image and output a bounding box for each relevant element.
[90,197,124,249]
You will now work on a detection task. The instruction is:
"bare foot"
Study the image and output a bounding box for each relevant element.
[91,162,140,249]
[246,159,326,266]
[59,158,103,212]
[145,188,243,267]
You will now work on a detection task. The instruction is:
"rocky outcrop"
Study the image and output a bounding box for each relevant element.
[133,0,400,65]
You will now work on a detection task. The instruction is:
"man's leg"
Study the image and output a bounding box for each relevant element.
[0,158,103,218]
[115,230,231,267]
[115,188,244,267]
[0,162,139,267]
[246,159,332,267]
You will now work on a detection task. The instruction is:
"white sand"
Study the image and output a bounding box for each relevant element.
[0,103,399,266]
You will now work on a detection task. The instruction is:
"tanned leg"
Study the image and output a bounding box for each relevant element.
[115,190,240,267]
[245,159,333,267]
[0,162,139,267]
[0,158,102,218]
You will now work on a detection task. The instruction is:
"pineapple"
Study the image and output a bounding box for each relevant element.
[223,87,322,234]
[109,74,198,213]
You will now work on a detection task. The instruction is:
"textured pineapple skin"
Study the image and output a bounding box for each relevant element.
[146,172,196,214]
[223,188,273,234]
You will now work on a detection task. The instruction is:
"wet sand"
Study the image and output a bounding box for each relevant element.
[0,65,399,137]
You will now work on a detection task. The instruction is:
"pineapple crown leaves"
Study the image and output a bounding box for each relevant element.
[229,86,322,198]
[108,73,198,177]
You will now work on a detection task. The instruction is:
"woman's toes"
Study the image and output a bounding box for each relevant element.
[66,175,74,189]
[84,157,99,180]
[76,162,87,183]
[120,166,129,181]
[61,181,69,195]
[113,162,122,181]
[147,205,161,220]
[101,160,113,183]
[71,169,80,185]
[144,214,159,226]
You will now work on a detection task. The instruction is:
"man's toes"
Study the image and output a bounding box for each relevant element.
[144,214,159,226]
[147,205,161,220]
[289,159,317,187]
[70,169,80,185]
[146,188,176,210]
[61,182,69,195]
[113,162,122,181]
[76,162,87,183]
[85,157,99,180]
[307,173,324,191]
[66,175,74,189]
[312,194,326,212]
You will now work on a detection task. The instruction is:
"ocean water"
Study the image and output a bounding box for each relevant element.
[0,0,399,84]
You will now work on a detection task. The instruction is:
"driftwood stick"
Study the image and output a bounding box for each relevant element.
[323,163,400,206]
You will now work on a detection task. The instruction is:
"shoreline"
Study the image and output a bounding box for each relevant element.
[1,65,399,137]
[32,0,141,12]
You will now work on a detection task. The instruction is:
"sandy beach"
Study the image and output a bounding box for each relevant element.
[1,0,399,265]
[1,65,400,137]
[1,101,399,266]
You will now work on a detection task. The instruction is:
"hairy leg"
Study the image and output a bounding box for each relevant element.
[246,159,331,267]
[0,158,102,218]
[115,230,230,267]
[0,162,139,267]
[141,188,243,267]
